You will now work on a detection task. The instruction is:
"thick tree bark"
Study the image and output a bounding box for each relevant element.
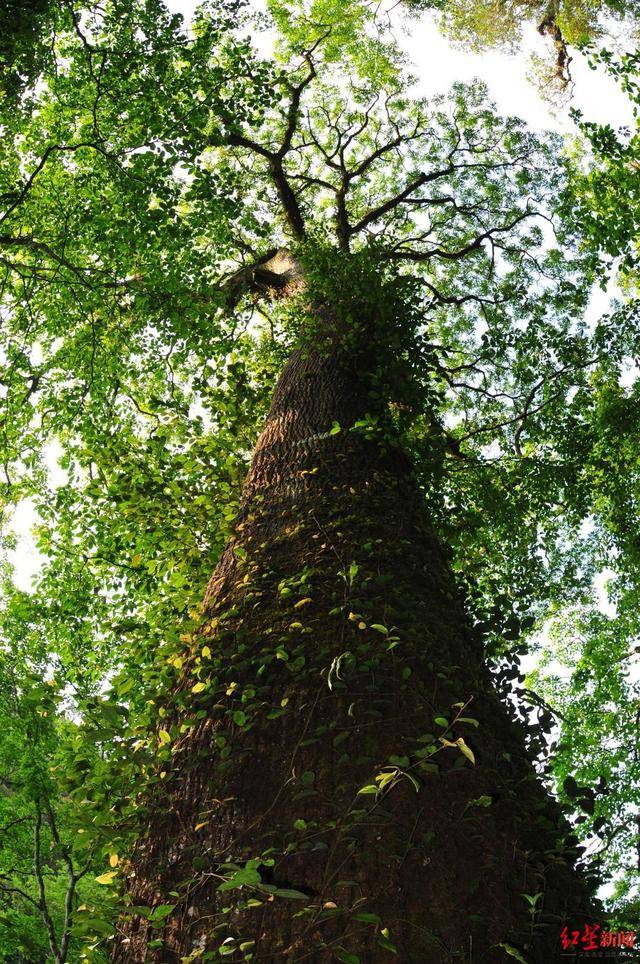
[115,260,592,962]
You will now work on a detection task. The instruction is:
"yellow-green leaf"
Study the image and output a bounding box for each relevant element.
[95,871,118,885]
[457,738,475,765]
[497,944,528,963]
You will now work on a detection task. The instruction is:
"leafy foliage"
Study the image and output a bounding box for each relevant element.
[0,0,640,956]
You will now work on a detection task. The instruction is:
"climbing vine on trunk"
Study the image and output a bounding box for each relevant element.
[114,253,595,961]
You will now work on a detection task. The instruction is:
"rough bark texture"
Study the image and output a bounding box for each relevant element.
[115,275,593,962]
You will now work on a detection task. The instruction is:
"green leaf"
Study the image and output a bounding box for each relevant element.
[72,916,115,937]
[522,892,543,907]
[497,943,528,963]
[388,754,410,767]
[218,866,262,892]
[377,931,398,953]
[150,903,176,921]
[376,770,397,790]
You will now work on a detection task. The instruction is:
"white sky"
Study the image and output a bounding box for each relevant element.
[402,19,634,131]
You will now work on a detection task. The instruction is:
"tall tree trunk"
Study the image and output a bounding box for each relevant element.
[116,258,592,963]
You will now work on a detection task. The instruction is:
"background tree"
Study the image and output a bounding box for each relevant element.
[516,45,640,925]
[0,573,110,963]
[406,0,640,89]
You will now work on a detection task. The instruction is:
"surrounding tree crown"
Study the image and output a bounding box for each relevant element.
[1,0,640,960]
[415,0,640,88]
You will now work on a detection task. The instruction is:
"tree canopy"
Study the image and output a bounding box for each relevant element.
[1,0,640,959]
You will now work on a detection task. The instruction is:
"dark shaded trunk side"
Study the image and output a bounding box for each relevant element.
[115,285,593,963]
